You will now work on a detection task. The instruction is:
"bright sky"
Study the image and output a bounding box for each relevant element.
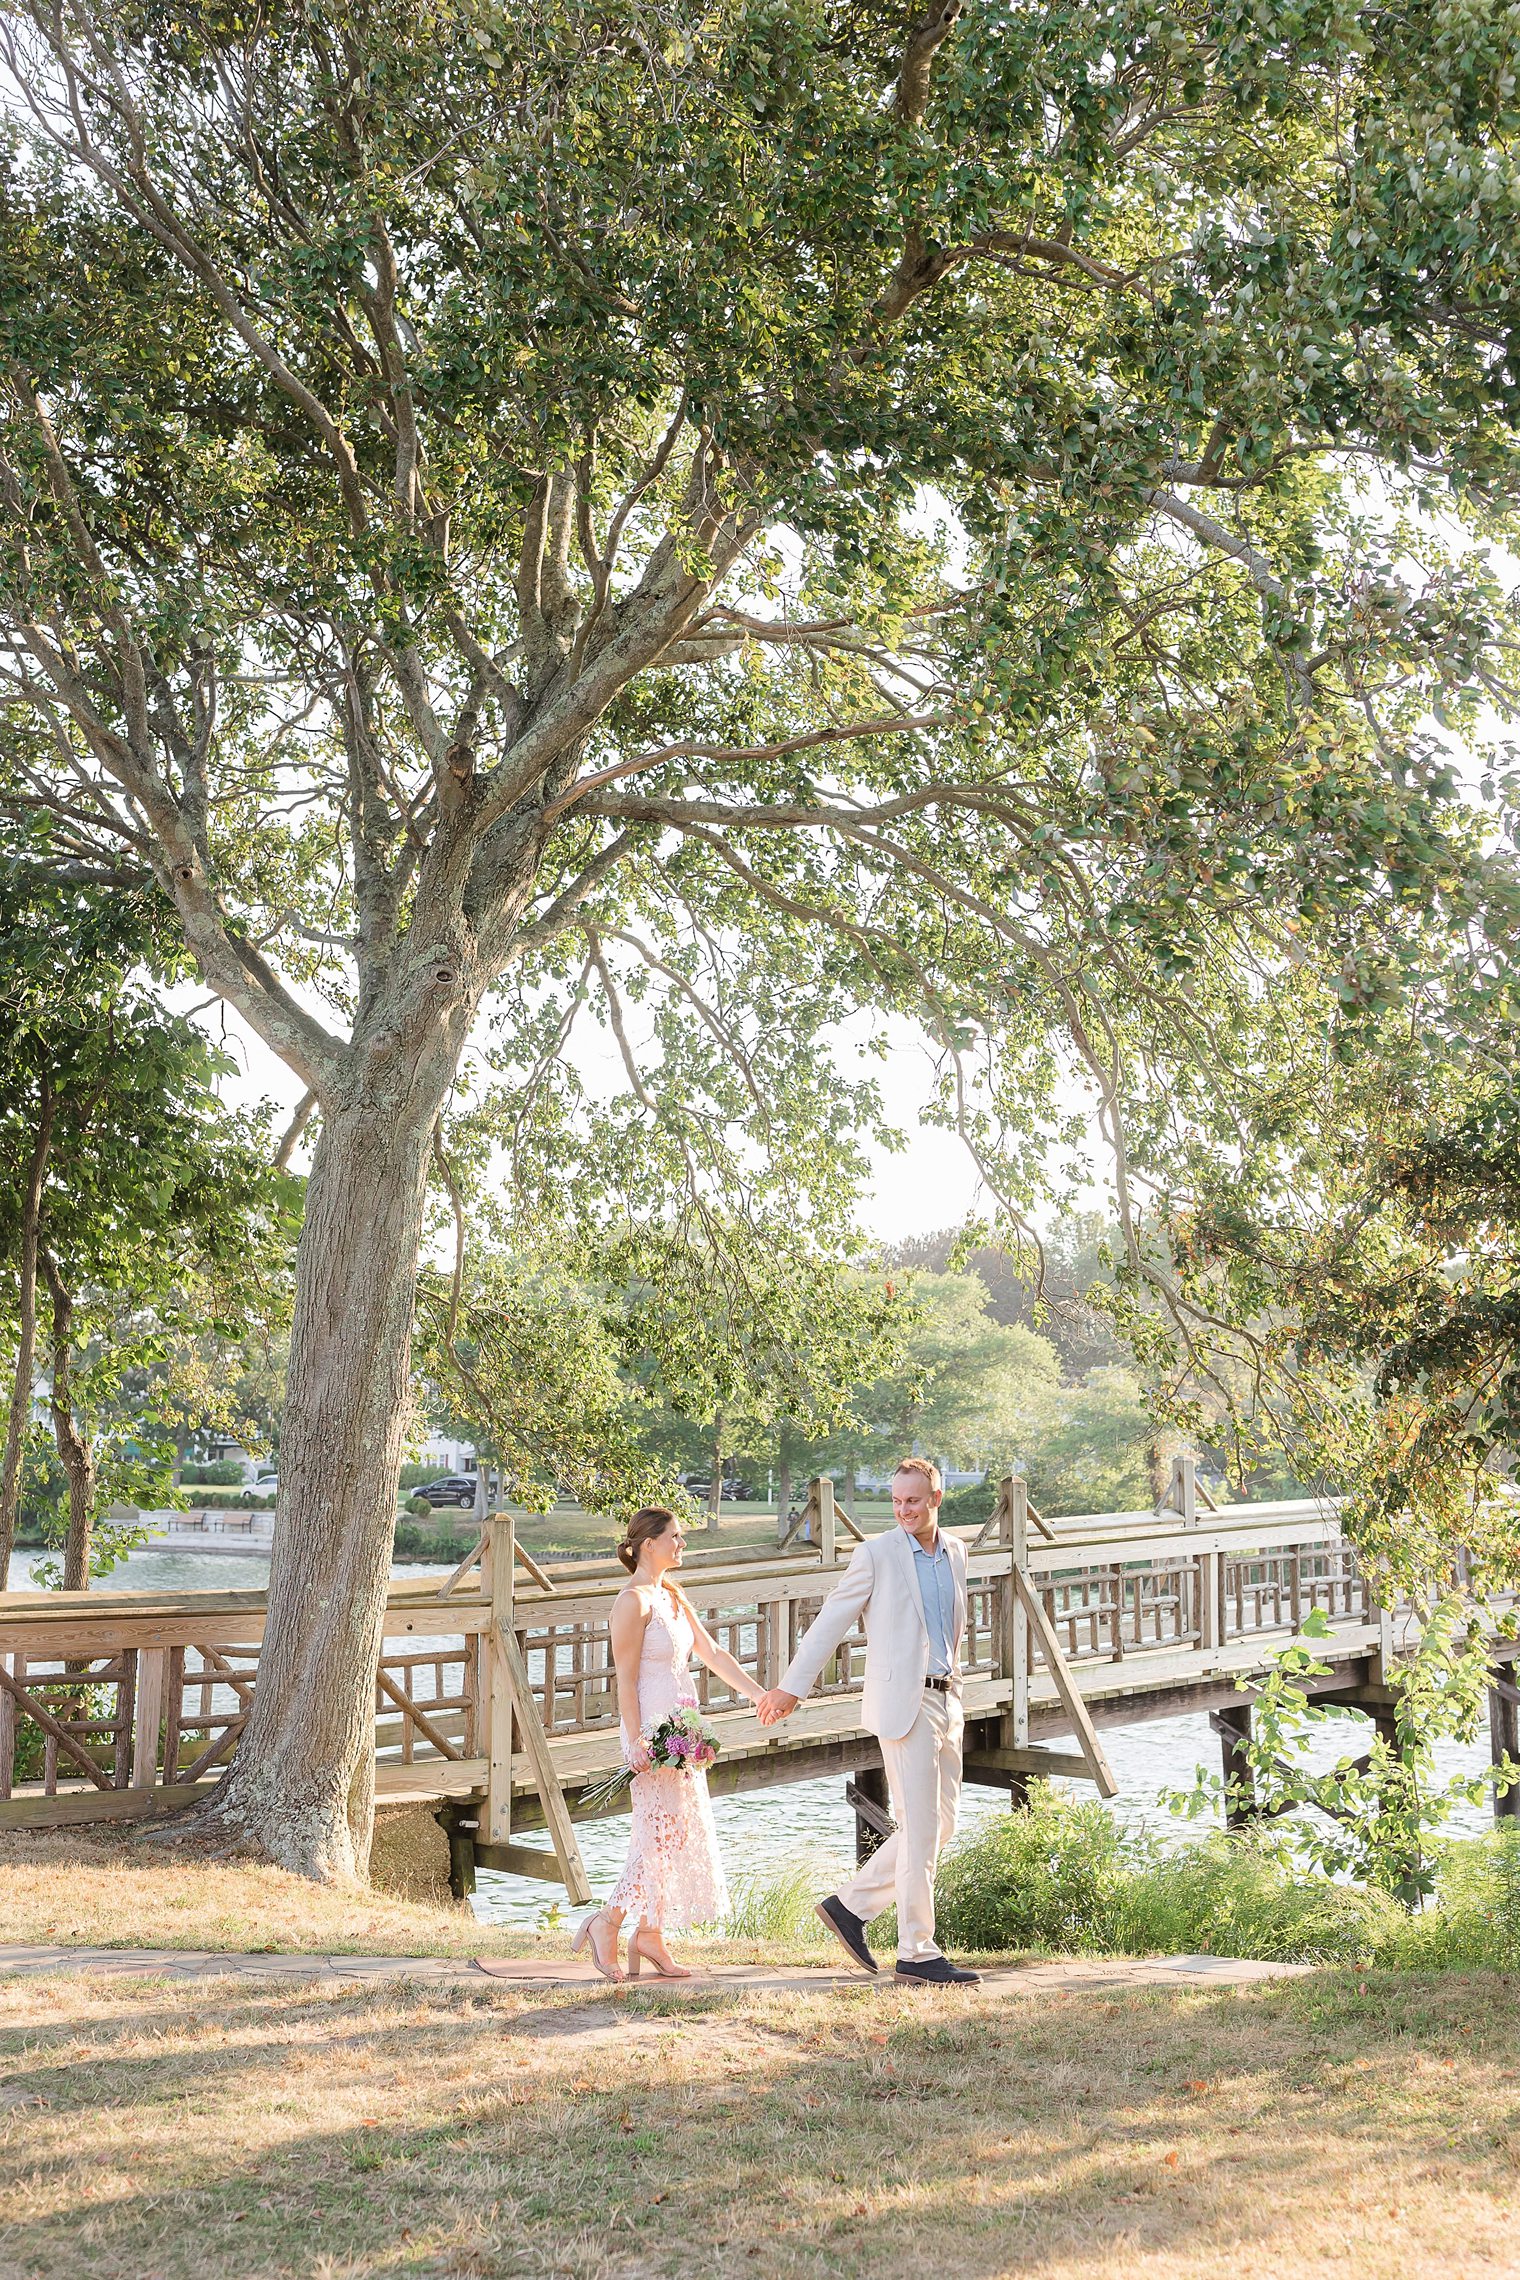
[195,991,992,1245]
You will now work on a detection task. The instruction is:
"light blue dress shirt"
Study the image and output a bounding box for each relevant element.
[911,1531,955,1677]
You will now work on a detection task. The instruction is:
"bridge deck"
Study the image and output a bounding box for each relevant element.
[2,1483,1421,1860]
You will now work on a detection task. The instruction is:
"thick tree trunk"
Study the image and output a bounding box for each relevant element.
[0,1072,55,1588]
[183,1091,441,1881]
[38,1251,94,1591]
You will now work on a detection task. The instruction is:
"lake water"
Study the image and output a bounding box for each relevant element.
[12,1543,1502,1926]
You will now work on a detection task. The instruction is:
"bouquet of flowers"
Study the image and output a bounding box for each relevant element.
[579,1706,720,1813]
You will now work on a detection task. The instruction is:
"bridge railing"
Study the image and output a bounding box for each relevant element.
[0,1472,1375,1847]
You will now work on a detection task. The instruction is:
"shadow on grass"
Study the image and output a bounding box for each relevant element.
[1,1969,1517,2279]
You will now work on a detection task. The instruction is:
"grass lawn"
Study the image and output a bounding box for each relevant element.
[424,1502,896,1561]
[2,1962,1518,2278]
[0,1828,840,1966]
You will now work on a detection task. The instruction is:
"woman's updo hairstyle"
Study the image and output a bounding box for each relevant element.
[616,1506,677,1575]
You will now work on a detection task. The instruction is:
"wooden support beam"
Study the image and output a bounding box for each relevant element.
[436,1531,487,1601]
[0,1657,14,1800]
[474,1839,570,1883]
[493,1617,592,1907]
[0,1662,111,1788]
[965,1745,1103,1784]
[435,1802,478,1902]
[1490,1670,1520,1822]
[512,1535,558,1593]
[1012,1566,1119,1799]
[846,1769,893,1862]
[0,1779,218,1829]
[375,1667,462,1760]
[777,1479,820,1551]
[130,1648,166,1792]
[484,1517,515,1845]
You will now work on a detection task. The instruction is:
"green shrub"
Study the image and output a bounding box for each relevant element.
[392,1516,471,1560]
[936,1481,1000,1529]
[934,1788,1397,1963]
[179,1459,248,1486]
[934,1787,1137,1952]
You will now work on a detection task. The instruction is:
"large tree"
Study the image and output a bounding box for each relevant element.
[1,0,1517,1875]
[0,844,295,1586]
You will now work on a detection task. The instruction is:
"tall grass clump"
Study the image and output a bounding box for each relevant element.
[724,1858,837,1944]
[934,1788,1397,1963]
[1376,1827,1520,1969]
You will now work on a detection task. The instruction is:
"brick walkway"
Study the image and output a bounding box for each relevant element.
[0,1942,1310,1991]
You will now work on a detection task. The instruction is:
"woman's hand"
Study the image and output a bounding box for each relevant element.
[626,1736,654,1775]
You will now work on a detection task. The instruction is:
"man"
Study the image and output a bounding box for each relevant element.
[757,1457,980,1986]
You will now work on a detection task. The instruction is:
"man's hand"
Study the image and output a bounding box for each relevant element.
[757,1689,799,1727]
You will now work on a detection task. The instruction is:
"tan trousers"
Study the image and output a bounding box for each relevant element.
[834,1688,963,1960]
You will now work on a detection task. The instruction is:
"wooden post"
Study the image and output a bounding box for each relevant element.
[818,1476,837,1567]
[1212,1704,1255,1826]
[484,1513,515,1846]
[1163,1452,1198,1526]
[437,1801,478,1902]
[1490,1668,1520,1823]
[131,1648,167,1790]
[493,1618,592,1906]
[1368,1558,1397,1688]
[998,1477,1032,1808]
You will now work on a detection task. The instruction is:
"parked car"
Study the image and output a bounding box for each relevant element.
[415,1474,478,1509]
[678,1474,754,1502]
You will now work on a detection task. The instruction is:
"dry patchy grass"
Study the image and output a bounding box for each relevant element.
[0,1826,537,1958]
[0,1828,833,1967]
[1,1964,1518,2278]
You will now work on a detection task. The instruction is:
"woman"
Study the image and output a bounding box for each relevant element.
[572,1506,765,1980]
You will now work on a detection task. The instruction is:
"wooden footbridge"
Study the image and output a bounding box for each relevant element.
[4,1462,1516,1902]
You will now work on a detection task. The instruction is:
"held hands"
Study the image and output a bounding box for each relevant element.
[756,1688,799,1728]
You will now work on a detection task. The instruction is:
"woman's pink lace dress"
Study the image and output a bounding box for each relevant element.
[607,1586,729,1930]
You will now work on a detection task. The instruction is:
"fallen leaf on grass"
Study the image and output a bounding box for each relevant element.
[1163,2150,1180,2169]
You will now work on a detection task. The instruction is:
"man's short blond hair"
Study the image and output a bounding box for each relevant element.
[892,1456,942,1494]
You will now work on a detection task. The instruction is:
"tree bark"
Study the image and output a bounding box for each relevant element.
[38,1249,94,1591]
[180,1085,445,1881]
[0,1070,55,1587]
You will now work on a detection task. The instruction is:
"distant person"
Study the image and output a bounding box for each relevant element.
[572,1507,767,1981]
[757,1457,980,1986]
